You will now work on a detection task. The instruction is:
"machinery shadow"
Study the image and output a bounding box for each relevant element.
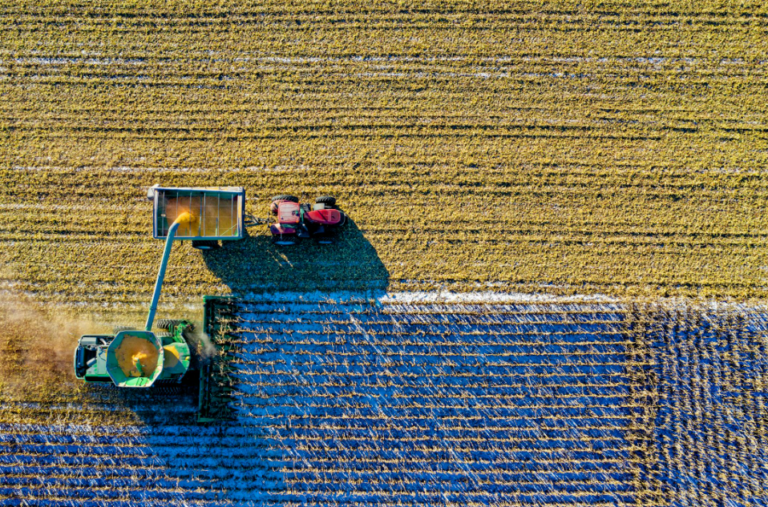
[87,373,202,426]
[201,217,390,295]
[105,217,390,426]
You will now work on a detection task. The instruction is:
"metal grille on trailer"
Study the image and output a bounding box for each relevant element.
[150,186,246,241]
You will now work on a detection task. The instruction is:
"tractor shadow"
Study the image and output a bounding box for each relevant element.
[201,217,390,295]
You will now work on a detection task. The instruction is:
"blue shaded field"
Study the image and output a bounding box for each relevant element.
[1,296,766,506]
[230,298,639,506]
[643,305,768,506]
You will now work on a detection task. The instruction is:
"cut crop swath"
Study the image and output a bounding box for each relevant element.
[2,295,766,504]
[2,1,768,304]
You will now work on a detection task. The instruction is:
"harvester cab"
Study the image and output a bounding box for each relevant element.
[74,321,192,387]
[73,186,246,422]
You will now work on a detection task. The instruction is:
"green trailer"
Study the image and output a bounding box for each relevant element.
[73,186,245,422]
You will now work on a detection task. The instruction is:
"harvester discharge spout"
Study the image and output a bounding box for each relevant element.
[73,186,246,422]
[145,211,195,332]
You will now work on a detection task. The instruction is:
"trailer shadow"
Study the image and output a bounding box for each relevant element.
[200,217,390,295]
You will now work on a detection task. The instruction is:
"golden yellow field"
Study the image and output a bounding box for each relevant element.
[1,1,767,308]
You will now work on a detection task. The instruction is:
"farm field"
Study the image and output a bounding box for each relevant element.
[1,1,768,305]
[1,1,768,506]
[2,294,767,506]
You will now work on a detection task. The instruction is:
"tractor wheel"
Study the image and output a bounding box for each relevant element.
[156,319,183,331]
[272,195,299,203]
[146,184,160,201]
[192,240,220,250]
[316,196,336,206]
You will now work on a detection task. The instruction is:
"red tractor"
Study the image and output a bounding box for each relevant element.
[270,195,347,245]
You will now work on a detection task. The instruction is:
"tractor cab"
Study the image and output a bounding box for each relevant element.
[74,335,114,382]
[276,200,301,225]
[270,195,347,245]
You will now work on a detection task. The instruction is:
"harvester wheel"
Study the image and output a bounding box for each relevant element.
[157,319,183,331]
[316,196,336,206]
[272,195,299,203]
[192,240,220,250]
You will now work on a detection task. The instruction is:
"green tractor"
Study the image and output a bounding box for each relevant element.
[73,186,245,422]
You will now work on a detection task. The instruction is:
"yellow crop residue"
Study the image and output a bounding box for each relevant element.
[165,196,237,238]
[163,345,180,369]
[4,1,768,305]
[115,335,159,378]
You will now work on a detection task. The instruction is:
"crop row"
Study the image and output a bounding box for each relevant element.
[231,299,645,503]
[4,296,766,504]
[3,156,767,303]
[1,10,766,60]
[2,242,764,305]
[1,298,648,505]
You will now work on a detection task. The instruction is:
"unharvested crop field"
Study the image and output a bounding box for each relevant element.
[2,1,768,305]
[2,295,767,506]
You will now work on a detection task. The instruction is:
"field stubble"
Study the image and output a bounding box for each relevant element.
[1,295,766,505]
[1,1,768,305]
[1,1,768,501]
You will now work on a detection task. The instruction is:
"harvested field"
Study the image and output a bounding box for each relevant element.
[1,1,768,305]
[1,294,766,505]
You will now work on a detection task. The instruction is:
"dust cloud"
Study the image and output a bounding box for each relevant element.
[187,325,217,360]
[0,292,105,394]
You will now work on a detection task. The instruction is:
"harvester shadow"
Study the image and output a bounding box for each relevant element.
[107,218,389,427]
[194,217,390,424]
[201,218,390,295]
[96,362,205,426]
